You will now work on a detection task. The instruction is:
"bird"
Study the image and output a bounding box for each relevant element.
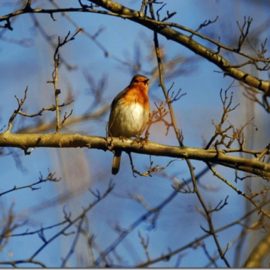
[108,74,150,175]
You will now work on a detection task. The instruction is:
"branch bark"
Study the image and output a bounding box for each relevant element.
[1,1,269,94]
[0,132,269,179]
[88,0,270,96]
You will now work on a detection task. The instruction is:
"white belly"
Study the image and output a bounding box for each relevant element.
[109,103,147,137]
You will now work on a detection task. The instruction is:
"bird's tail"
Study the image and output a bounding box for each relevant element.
[112,150,121,175]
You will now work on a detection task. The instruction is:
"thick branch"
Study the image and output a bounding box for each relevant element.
[89,0,270,95]
[1,1,269,94]
[244,232,270,267]
[0,132,269,179]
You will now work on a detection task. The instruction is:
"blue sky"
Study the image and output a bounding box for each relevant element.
[0,0,269,267]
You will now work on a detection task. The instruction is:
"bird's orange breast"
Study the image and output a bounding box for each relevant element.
[123,86,150,111]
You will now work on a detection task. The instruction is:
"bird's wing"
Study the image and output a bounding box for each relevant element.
[108,86,130,135]
[110,86,130,108]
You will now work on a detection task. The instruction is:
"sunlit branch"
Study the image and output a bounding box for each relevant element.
[88,0,270,96]
[0,132,269,179]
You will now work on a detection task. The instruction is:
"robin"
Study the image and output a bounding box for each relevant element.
[108,74,150,175]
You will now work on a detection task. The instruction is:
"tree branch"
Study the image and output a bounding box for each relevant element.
[0,132,269,179]
[1,1,269,94]
[88,0,270,96]
[136,198,270,267]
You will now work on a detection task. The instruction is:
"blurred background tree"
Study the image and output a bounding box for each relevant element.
[0,0,269,267]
